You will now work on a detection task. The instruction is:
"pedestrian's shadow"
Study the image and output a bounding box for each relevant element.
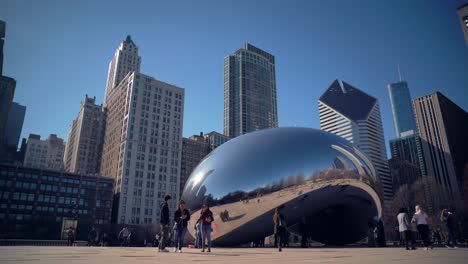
[225,214,246,222]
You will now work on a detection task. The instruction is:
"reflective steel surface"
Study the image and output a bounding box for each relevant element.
[181,127,382,246]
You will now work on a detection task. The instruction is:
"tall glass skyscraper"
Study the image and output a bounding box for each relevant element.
[223,43,278,138]
[387,81,417,138]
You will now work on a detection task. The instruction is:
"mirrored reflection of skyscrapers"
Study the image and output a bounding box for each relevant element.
[223,43,278,138]
[318,79,392,200]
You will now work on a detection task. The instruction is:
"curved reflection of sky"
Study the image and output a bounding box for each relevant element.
[183,127,376,202]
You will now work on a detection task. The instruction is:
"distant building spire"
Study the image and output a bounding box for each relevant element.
[397,64,402,82]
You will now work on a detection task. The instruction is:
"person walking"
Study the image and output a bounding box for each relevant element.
[397,208,416,250]
[412,205,432,250]
[159,195,172,252]
[118,227,130,246]
[173,200,191,253]
[66,227,75,246]
[199,204,214,252]
[441,209,458,248]
[273,207,286,252]
[88,227,97,246]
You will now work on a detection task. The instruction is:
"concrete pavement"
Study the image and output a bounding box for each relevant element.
[0,246,467,264]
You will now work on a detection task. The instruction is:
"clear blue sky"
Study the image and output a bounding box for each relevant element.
[1,0,467,158]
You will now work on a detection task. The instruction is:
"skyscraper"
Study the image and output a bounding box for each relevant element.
[0,20,16,151]
[413,92,468,203]
[223,43,278,138]
[0,20,5,76]
[100,71,184,224]
[387,81,417,138]
[103,35,141,106]
[23,134,65,171]
[5,102,26,149]
[458,3,468,47]
[318,79,392,200]
[64,95,106,175]
[0,77,16,147]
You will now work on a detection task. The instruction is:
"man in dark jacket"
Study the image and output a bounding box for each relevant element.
[158,195,171,252]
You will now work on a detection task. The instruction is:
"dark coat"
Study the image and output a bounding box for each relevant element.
[160,202,170,225]
[273,214,286,235]
[200,210,214,226]
[174,208,191,229]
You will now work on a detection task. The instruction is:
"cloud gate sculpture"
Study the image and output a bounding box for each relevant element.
[181,127,382,246]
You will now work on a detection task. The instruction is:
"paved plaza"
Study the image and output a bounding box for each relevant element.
[0,246,468,264]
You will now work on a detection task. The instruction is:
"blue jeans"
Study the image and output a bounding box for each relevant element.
[201,225,212,249]
[195,230,202,248]
[174,227,187,250]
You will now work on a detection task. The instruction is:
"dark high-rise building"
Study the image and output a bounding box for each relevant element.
[0,20,5,76]
[318,80,392,200]
[413,92,468,203]
[458,3,468,47]
[387,81,417,138]
[180,134,211,196]
[5,102,26,149]
[224,43,278,138]
[0,164,114,239]
[389,133,426,177]
[0,76,15,148]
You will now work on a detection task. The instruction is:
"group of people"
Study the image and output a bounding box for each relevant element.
[88,227,109,246]
[397,205,459,250]
[158,195,214,253]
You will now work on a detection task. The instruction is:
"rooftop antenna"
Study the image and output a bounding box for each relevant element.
[397,64,402,82]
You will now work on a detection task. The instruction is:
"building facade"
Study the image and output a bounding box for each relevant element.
[318,79,392,200]
[0,164,114,239]
[0,20,5,75]
[458,3,468,47]
[413,92,468,203]
[23,134,65,171]
[387,81,417,138]
[0,76,15,149]
[101,71,184,225]
[224,43,278,138]
[5,102,26,149]
[203,131,229,150]
[180,134,211,196]
[64,95,106,175]
[103,35,141,106]
[389,133,426,177]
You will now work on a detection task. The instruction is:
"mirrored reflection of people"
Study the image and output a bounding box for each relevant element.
[199,204,214,252]
[194,220,202,248]
[441,209,458,248]
[374,216,386,247]
[397,208,416,250]
[273,208,286,252]
[412,205,432,250]
[66,227,75,246]
[159,195,172,252]
[174,200,191,253]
